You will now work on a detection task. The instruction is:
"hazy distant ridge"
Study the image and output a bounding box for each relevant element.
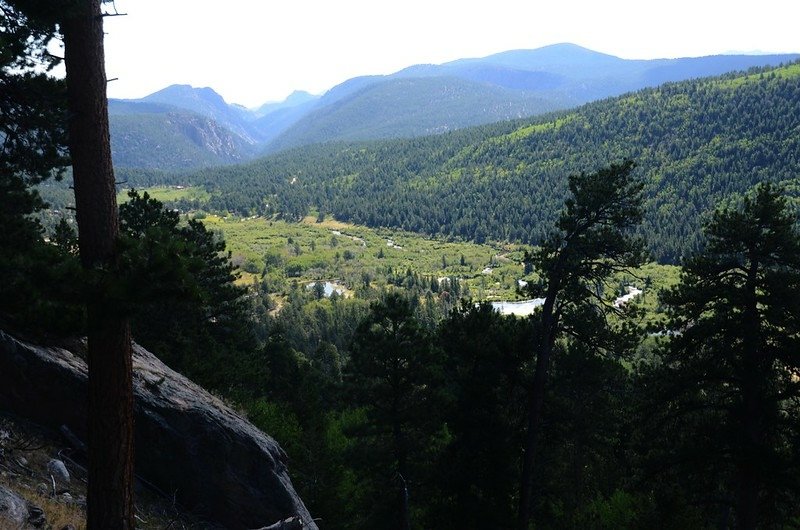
[108,43,799,169]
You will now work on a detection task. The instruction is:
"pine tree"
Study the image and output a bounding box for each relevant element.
[518,160,646,528]
[429,303,531,528]
[0,0,67,316]
[117,190,254,392]
[656,183,800,528]
[345,293,441,529]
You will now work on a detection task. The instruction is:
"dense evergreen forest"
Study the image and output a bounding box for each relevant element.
[4,6,800,527]
[14,178,800,529]
[113,62,800,263]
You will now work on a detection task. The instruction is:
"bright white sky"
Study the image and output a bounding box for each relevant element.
[100,0,800,108]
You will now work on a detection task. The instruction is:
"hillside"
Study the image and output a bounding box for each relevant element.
[432,43,800,104]
[263,76,557,152]
[108,100,257,169]
[106,45,798,169]
[140,84,256,141]
[126,62,800,263]
[0,412,212,529]
[263,44,798,152]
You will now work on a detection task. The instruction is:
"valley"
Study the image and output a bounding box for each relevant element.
[116,188,678,328]
[3,13,800,527]
[111,61,800,264]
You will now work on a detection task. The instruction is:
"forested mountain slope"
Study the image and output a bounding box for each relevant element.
[140,84,256,140]
[263,44,799,152]
[108,99,258,169]
[109,110,256,170]
[124,63,800,262]
[263,76,558,152]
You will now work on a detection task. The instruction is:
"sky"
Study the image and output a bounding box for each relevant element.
[100,0,800,108]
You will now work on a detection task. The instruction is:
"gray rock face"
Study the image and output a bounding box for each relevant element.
[47,459,70,485]
[0,485,28,526]
[0,330,317,529]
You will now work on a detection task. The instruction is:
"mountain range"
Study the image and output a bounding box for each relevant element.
[115,62,800,263]
[108,43,799,170]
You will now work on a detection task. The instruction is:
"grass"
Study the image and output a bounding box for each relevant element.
[610,261,681,328]
[5,489,86,530]
[0,413,208,530]
[715,62,800,89]
[116,185,680,318]
[500,114,575,141]
[117,185,211,204]
[197,211,681,314]
[200,213,534,301]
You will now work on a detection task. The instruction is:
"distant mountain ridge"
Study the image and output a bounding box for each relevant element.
[108,43,799,169]
[254,90,318,117]
[263,76,559,153]
[140,84,258,142]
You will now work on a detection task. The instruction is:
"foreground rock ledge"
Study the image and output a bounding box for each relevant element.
[0,330,317,530]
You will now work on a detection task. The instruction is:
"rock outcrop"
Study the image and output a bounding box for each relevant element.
[0,330,317,529]
[0,485,29,527]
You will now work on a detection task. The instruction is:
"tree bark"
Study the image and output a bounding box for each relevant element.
[736,257,762,530]
[517,280,560,530]
[61,1,135,527]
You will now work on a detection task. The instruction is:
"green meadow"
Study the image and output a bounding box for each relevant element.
[201,214,531,300]
[117,185,211,204]
[198,212,679,317]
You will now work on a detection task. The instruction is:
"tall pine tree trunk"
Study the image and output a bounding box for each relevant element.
[518,282,560,530]
[736,257,762,530]
[62,1,135,527]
